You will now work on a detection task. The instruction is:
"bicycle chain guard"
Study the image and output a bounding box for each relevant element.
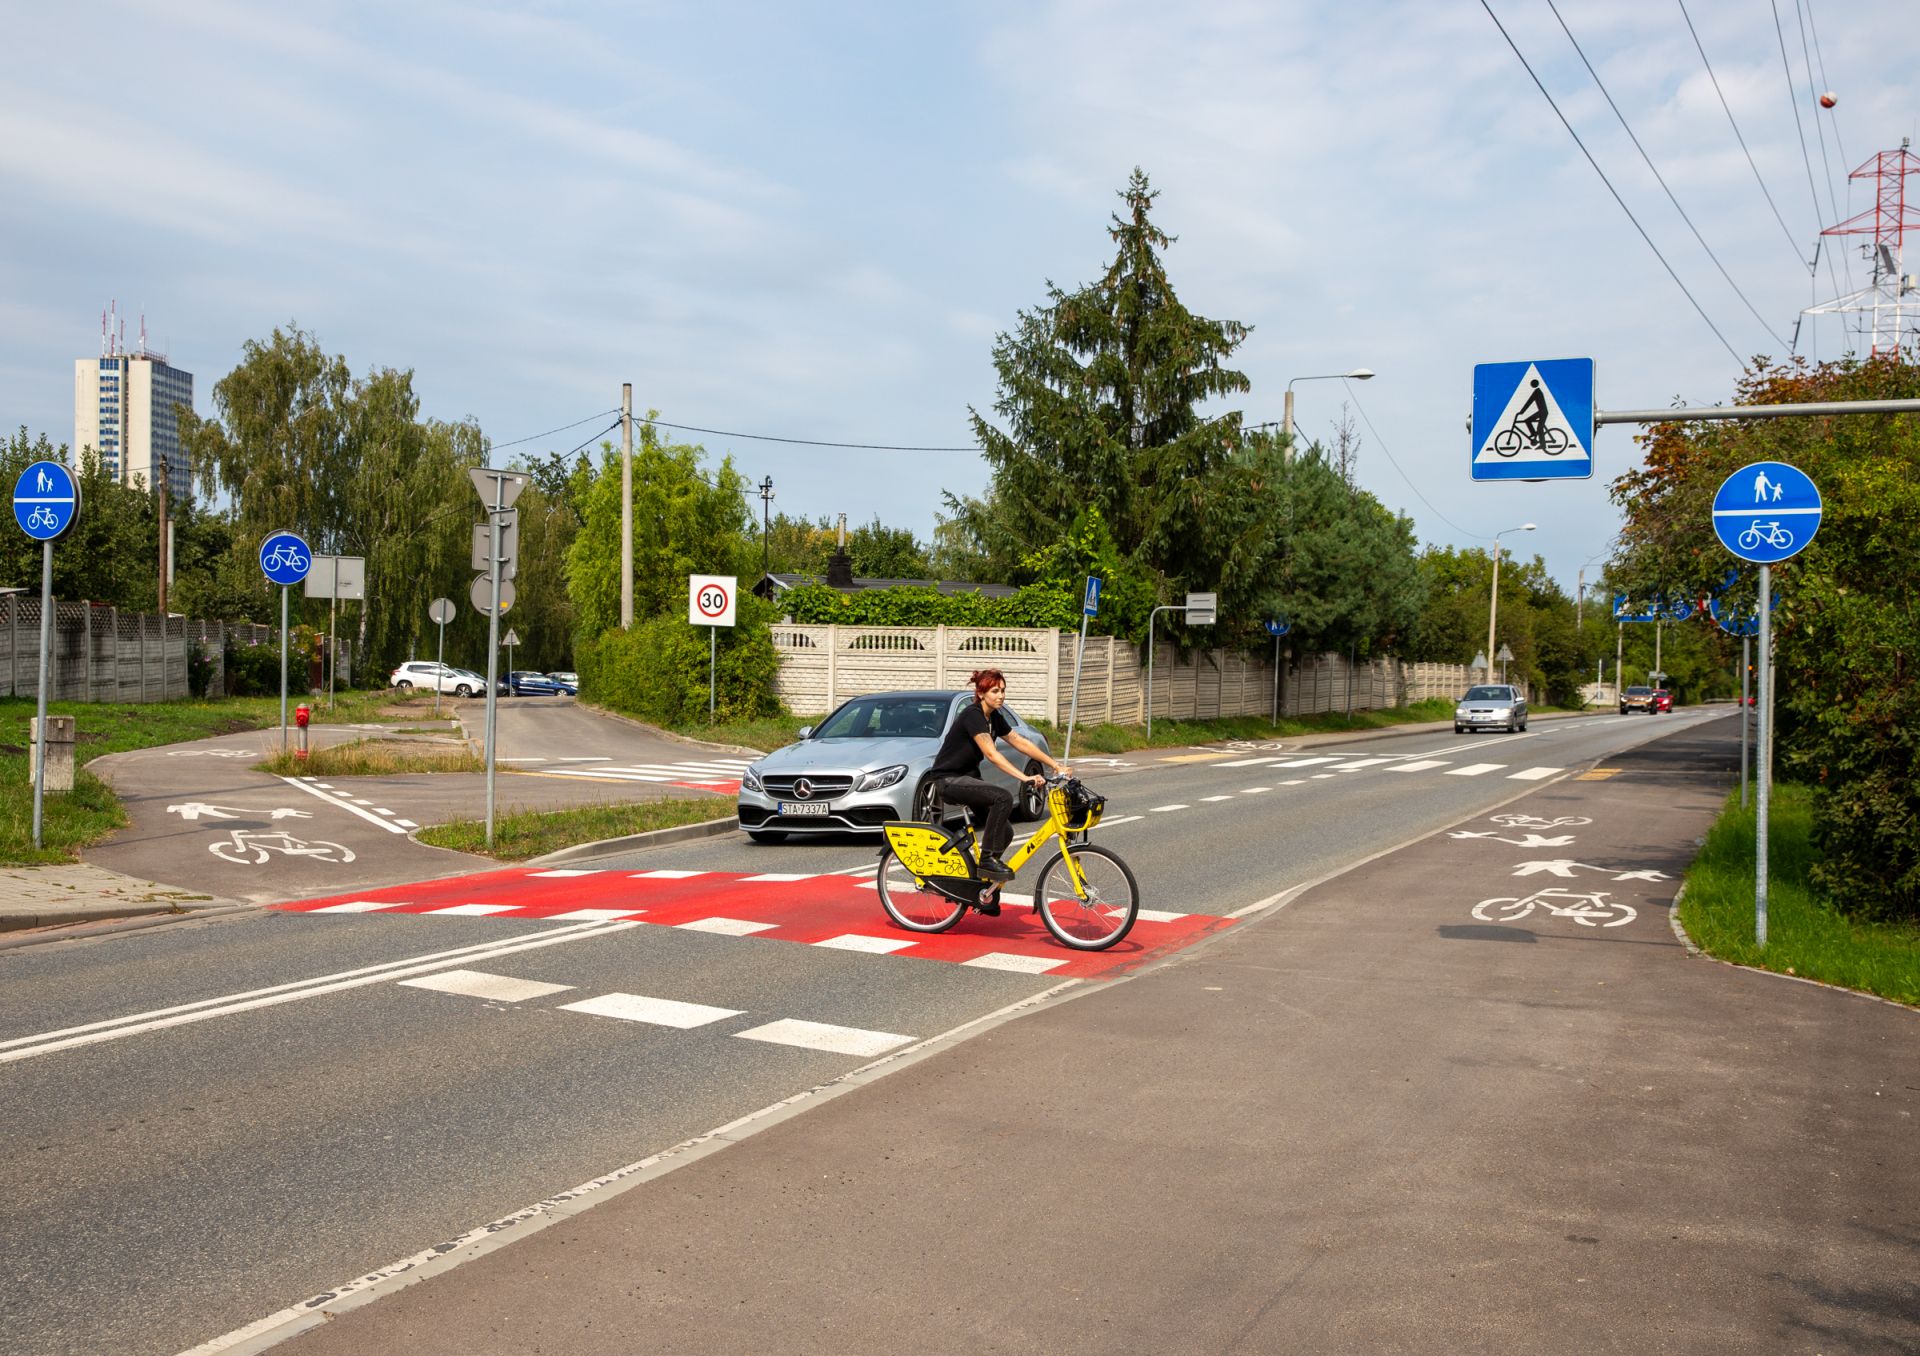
[882,822,994,905]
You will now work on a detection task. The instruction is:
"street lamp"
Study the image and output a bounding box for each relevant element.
[1486,523,1536,687]
[1283,368,1374,460]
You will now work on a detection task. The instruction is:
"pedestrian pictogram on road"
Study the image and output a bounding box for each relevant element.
[1470,359,1596,480]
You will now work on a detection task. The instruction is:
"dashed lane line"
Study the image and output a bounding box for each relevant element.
[281,776,412,833]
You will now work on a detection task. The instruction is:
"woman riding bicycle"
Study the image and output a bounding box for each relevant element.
[927,668,1070,881]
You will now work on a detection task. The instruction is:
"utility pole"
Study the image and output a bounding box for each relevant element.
[756,475,774,579]
[155,455,169,615]
[620,383,633,628]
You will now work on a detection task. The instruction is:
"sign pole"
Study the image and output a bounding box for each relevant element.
[327,597,337,709]
[434,616,446,718]
[1755,565,1772,946]
[710,625,717,719]
[32,540,52,848]
[485,481,505,847]
[1065,611,1089,762]
[1740,635,1750,809]
[280,585,289,758]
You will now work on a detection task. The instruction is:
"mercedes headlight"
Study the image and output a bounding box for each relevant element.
[855,764,907,793]
[742,766,764,793]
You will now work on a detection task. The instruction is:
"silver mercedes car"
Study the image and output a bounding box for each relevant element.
[737,689,1054,843]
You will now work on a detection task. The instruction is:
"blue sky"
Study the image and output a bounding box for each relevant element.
[3,0,1912,604]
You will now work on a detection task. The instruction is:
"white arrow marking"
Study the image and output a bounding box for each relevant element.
[1510,859,1587,878]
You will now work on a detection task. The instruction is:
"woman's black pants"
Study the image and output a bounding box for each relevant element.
[936,776,1014,857]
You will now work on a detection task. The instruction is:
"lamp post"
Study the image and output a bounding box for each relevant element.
[1283,368,1373,460]
[1486,522,1536,686]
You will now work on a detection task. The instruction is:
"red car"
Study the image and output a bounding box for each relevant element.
[1652,689,1673,713]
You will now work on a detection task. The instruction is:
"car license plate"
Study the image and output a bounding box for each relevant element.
[778,801,832,816]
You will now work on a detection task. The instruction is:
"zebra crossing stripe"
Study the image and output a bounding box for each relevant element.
[1387,760,1449,772]
[1445,763,1507,777]
[1508,767,1562,780]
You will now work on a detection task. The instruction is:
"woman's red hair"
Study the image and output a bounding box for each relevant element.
[969,668,1007,696]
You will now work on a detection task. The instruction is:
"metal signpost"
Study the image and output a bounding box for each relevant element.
[470,467,529,847]
[1064,577,1101,760]
[12,460,81,848]
[258,530,313,757]
[1145,592,1216,739]
[305,554,365,709]
[427,597,456,716]
[1265,618,1291,723]
[688,576,737,716]
[1713,461,1822,947]
[1708,580,1767,809]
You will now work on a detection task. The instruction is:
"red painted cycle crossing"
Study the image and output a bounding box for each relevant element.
[273,865,1233,980]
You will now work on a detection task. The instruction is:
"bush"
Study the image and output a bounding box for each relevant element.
[223,640,283,697]
[577,594,783,726]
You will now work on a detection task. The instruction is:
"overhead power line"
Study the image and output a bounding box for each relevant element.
[641,418,976,453]
[1792,0,1853,296]
[489,409,619,452]
[1771,0,1843,301]
[1545,0,1787,351]
[1479,0,1745,366]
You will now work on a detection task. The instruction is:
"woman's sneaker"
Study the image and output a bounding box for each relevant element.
[977,855,1015,882]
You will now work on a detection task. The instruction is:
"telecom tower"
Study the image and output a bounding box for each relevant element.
[1802,139,1920,358]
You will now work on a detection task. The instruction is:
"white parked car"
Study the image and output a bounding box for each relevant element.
[389,661,486,698]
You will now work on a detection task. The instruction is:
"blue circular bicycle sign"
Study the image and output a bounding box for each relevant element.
[1713,461,1821,564]
[12,460,80,542]
[259,530,313,585]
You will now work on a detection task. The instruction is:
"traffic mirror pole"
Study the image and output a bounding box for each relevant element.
[32,540,51,848]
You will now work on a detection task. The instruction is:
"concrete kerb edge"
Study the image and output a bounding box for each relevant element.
[525,813,740,866]
[0,901,254,950]
[1668,880,1918,1015]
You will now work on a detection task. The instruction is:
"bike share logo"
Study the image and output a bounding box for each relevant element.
[1469,358,1596,482]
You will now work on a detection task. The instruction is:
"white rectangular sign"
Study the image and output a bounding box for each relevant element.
[303,555,367,601]
[1185,591,1217,625]
[689,574,738,628]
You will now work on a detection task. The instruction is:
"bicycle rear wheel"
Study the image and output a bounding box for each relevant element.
[875,850,968,932]
[1034,844,1139,950]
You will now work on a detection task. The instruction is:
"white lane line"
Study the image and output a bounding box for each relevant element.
[556,756,612,762]
[395,820,419,830]
[1445,763,1507,777]
[1509,767,1562,781]
[313,901,405,914]
[1099,815,1143,826]
[1272,757,1339,767]
[499,758,546,763]
[1213,756,1286,768]
[739,873,815,883]
[1201,795,1235,803]
[632,870,706,879]
[813,934,917,954]
[545,908,644,922]
[1149,804,1189,813]
[375,808,398,818]
[1387,760,1450,773]
[1280,780,1306,786]
[560,993,742,1028]
[528,869,602,878]
[678,918,777,936]
[1312,774,1336,780]
[429,904,522,917]
[398,970,574,1003]
[0,921,638,1065]
[964,952,1067,974]
[733,1018,915,1058]
[829,863,881,877]
[1241,787,1272,795]
[1332,758,1391,770]
[1136,908,1189,923]
[281,776,410,833]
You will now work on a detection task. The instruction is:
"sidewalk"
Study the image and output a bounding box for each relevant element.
[0,861,240,938]
[269,718,1918,1355]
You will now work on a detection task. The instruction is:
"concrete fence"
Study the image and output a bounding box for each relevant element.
[0,599,353,703]
[769,623,1510,723]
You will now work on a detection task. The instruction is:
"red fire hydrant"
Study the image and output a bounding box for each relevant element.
[295,704,311,760]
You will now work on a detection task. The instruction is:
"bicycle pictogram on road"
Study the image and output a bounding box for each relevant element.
[1472,887,1636,928]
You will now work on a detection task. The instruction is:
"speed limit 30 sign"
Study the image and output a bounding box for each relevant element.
[688,575,738,627]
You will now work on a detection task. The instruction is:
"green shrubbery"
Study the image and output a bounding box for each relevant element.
[577,594,783,726]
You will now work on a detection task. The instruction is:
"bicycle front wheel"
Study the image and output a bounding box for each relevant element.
[875,850,968,933]
[1035,844,1139,950]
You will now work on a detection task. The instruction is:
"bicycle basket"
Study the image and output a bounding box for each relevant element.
[1057,779,1105,831]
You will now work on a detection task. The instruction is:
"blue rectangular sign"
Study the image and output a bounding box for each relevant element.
[1470,358,1596,481]
[1083,576,1102,617]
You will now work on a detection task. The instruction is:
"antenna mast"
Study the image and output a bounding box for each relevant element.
[1802,139,1920,358]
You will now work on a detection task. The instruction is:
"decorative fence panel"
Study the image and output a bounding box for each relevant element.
[770,625,1060,721]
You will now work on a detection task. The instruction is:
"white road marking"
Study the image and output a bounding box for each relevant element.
[312,900,403,913]
[1214,756,1286,768]
[545,908,643,922]
[733,1018,915,1058]
[1446,763,1507,777]
[529,869,602,878]
[428,904,522,917]
[1272,757,1339,768]
[1331,758,1391,770]
[1312,774,1337,780]
[739,872,814,883]
[559,993,742,1028]
[1509,767,1562,780]
[1099,815,1143,825]
[964,952,1068,974]
[1135,908,1189,923]
[813,934,917,954]
[1241,787,1272,794]
[632,869,707,879]
[0,921,639,1065]
[678,918,777,936]
[398,970,574,1003]
[280,776,410,833]
[1201,795,1235,802]
[395,819,419,830]
[1387,760,1450,773]
[1280,779,1306,785]
[1149,804,1189,813]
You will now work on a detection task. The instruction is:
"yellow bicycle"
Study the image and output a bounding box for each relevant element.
[876,775,1140,950]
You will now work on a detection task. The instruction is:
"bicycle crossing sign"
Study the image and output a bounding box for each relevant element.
[12,460,80,542]
[1713,461,1821,564]
[1470,358,1596,481]
[259,530,313,586]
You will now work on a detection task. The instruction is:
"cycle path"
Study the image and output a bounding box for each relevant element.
[258,720,1917,1355]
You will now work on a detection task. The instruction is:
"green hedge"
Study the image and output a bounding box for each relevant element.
[777,582,1080,630]
[577,595,783,726]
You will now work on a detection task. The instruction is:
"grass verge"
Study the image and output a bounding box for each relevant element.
[1677,782,1920,1008]
[256,740,482,777]
[0,690,438,864]
[415,797,733,862]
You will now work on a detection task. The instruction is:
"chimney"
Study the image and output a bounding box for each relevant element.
[826,511,854,588]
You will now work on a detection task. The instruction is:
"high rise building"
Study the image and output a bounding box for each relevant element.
[72,304,193,502]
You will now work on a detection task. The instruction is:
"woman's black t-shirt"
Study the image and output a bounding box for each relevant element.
[929,702,1014,778]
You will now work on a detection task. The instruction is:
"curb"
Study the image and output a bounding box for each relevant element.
[526,814,741,866]
[0,900,250,949]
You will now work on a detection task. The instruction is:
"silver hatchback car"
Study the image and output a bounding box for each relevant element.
[737,690,1053,843]
[1454,684,1528,733]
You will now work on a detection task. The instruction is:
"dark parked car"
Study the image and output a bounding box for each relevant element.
[498,670,572,696]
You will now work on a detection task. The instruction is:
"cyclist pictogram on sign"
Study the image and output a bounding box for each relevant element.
[1470,358,1596,481]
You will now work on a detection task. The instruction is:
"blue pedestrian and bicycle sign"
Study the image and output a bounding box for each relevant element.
[1712,461,1821,564]
[1470,358,1596,481]
[259,530,313,585]
[1083,576,1103,617]
[1264,618,1291,636]
[12,460,80,541]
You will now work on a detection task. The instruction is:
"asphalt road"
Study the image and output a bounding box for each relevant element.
[9,706,1900,1356]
